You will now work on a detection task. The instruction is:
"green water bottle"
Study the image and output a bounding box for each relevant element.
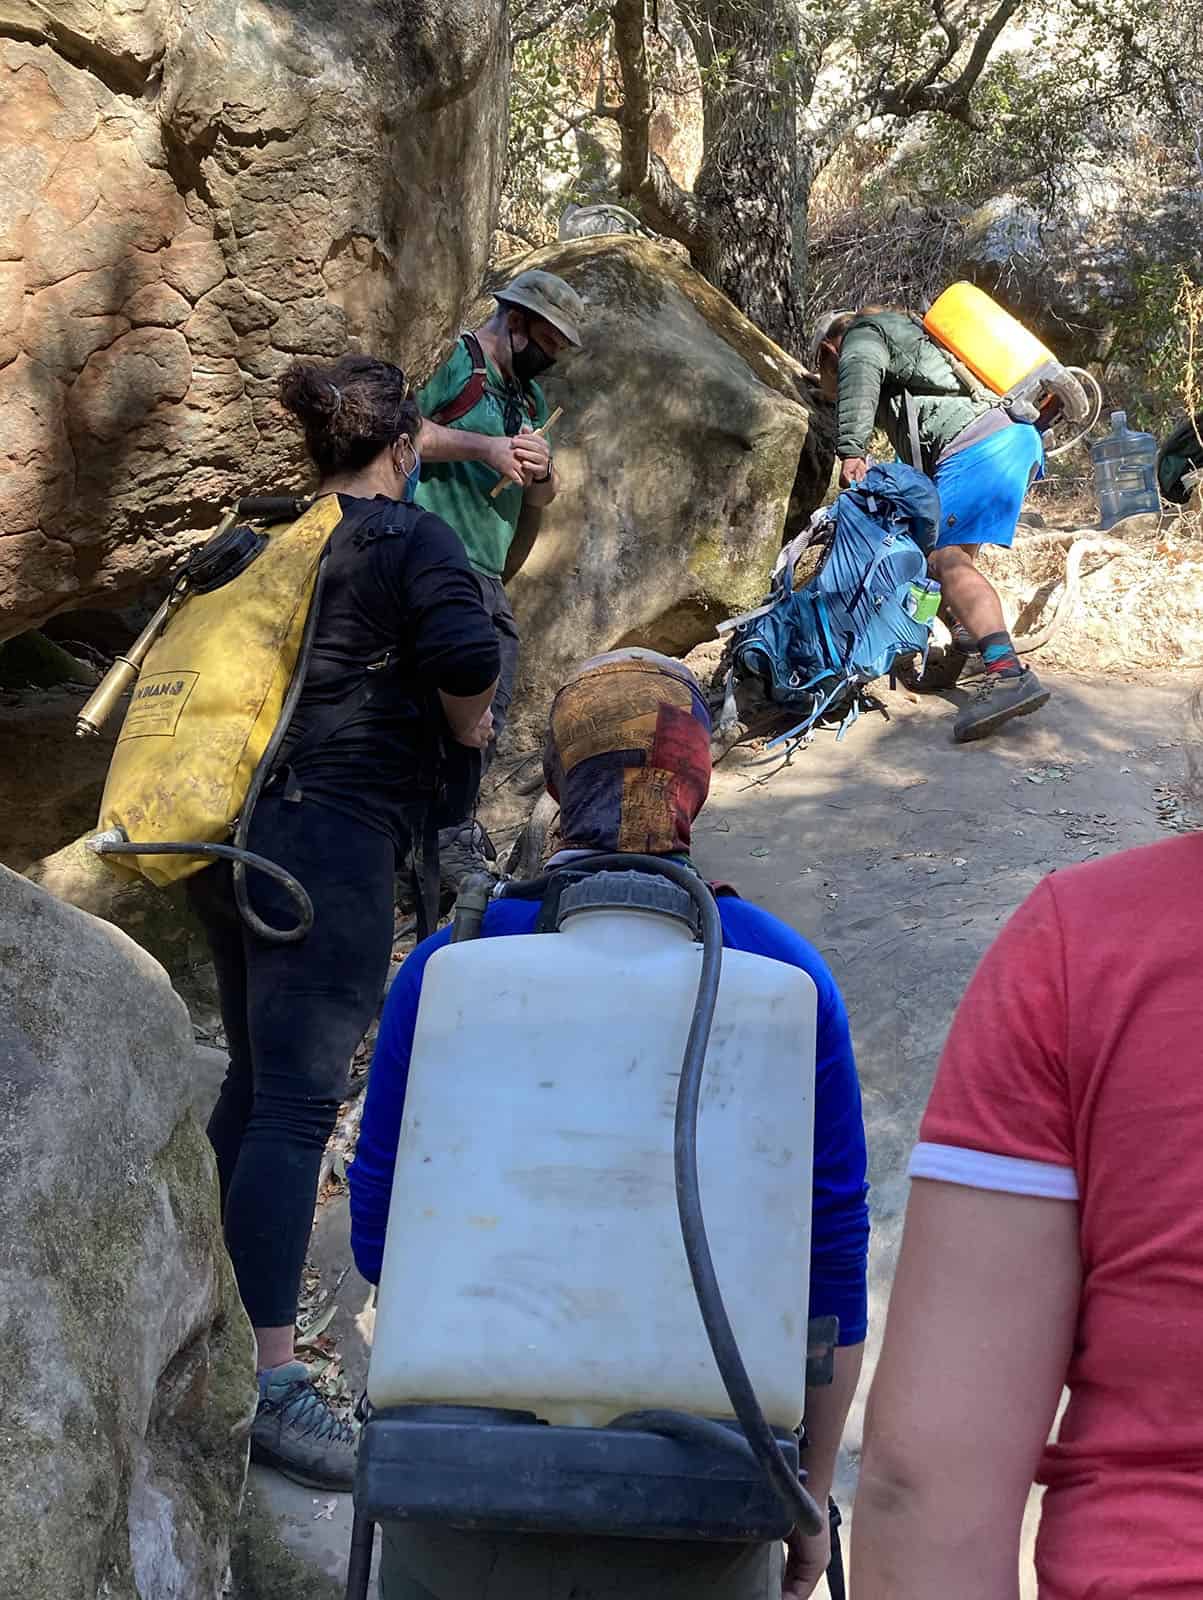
[907,579,941,624]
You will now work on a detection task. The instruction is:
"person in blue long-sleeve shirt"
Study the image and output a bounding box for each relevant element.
[349,648,869,1600]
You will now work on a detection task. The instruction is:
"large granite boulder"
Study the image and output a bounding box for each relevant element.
[0,864,256,1599]
[24,832,210,977]
[490,236,833,740]
[0,0,509,641]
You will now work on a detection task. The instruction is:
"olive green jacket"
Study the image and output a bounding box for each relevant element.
[836,311,992,474]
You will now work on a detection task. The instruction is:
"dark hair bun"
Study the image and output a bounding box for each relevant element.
[280,362,342,427]
[278,354,420,478]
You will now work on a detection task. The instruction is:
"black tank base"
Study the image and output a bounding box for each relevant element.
[354,1406,799,1543]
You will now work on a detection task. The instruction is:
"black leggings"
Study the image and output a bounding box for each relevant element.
[188,794,396,1330]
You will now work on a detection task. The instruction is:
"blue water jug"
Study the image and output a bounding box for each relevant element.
[1091,411,1160,529]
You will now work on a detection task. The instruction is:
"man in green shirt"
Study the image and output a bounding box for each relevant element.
[415,270,585,867]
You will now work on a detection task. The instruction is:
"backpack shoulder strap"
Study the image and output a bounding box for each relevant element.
[273,502,414,774]
[428,332,490,426]
[911,311,996,406]
[904,392,924,472]
[534,871,578,932]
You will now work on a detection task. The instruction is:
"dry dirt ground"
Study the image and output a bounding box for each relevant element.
[224,665,1196,1597]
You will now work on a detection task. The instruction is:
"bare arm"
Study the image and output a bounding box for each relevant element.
[523,461,559,508]
[438,682,498,748]
[416,419,524,486]
[853,1181,1080,1600]
[784,1341,865,1598]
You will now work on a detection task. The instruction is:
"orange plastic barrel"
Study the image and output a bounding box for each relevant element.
[924,282,1055,398]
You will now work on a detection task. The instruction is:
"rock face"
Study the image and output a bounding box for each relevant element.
[0,0,509,642]
[0,865,256,1599]
[490,236,832,740]
[956,179,1201,381]
[25,831,211,976]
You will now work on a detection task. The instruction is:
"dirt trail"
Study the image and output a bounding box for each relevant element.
[695,667,1193,1585]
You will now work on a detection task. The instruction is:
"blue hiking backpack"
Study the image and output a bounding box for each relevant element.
[727,462,942,749]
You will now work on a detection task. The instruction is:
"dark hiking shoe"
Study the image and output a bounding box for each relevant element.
[438,820,498,892]
[954,668,1050,744]
[895,641,972,693]
[949,622,975,654]
[251,1362,358,1490]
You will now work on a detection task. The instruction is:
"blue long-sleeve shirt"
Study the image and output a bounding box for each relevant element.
[350,895,870,1345]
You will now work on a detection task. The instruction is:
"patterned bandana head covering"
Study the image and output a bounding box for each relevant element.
[544,649,713,856]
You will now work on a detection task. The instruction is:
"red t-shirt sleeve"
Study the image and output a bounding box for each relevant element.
[920,879,1075,1170]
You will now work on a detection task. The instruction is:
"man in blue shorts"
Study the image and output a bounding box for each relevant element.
[349,649,870,1600]
[814,308,1049,743]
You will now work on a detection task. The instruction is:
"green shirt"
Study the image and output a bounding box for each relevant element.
[416,339,550,579]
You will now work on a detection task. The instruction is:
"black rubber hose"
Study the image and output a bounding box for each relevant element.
[229,551,329,943]
[503,852,825,1538]
[90,839,314,936]
[607,1409,759,1464]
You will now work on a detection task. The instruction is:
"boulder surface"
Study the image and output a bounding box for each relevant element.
[491,236,833,740]
[0,864,255,1599]
[0,0,509,641]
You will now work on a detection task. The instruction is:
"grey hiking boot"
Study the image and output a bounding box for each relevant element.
[251,1361,358,1490]
[954,668,1050,744]
[438,820,498,894]
[896,641,971,694]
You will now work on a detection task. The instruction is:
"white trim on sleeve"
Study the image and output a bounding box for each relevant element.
[908,1142,1079,1200]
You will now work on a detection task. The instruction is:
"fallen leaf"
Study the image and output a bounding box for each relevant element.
[296,1303,337,1347]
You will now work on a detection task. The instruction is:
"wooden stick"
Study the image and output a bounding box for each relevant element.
[488,407,564,498]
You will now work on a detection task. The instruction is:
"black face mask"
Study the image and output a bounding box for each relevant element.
[511,320,555,383]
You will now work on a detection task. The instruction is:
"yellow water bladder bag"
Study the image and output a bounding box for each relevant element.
[98,494,343,887]
[923,282,1091,425]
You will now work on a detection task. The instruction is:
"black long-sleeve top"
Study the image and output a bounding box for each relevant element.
[281,495,500,846]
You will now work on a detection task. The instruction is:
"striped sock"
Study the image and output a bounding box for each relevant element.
[978,631,1022,677]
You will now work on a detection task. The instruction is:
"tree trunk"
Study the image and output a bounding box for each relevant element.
[688,0,805,354]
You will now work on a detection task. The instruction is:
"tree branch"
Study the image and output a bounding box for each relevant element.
[875,0,1025,128]
[512,0,585,45]
[910,0,963,94]
[611,0,709,250]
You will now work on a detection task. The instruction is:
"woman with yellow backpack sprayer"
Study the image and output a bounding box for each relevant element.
[177,357,500,1488]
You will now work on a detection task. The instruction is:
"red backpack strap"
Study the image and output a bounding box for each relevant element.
[428,332,489,426]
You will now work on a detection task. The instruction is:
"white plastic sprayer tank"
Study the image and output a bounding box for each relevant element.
[368,873,817,1431]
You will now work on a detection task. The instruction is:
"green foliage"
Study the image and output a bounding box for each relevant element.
[502,3,610,243]
[1101,265,1203,437]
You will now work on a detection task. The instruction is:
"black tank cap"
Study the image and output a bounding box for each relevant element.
[184,522,268,594]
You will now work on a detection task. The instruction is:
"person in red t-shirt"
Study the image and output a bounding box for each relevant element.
[852,831,1203,1600]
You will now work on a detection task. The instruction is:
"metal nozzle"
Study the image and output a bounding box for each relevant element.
[76,656,141,737]
[73,593,175,738]
[86,828,129,854]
